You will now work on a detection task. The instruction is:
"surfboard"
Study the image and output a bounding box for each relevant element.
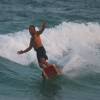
[42,64,62,79]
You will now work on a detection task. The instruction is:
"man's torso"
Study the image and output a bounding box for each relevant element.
[31,32,43,49]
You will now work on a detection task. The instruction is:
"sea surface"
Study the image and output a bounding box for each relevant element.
[0,0,100,100]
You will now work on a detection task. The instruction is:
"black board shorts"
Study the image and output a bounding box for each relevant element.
[35,46,48,62]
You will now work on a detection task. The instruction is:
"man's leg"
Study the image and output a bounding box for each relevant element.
[39,58,48,69]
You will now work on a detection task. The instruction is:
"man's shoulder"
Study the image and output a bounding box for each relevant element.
[36,31,41,35]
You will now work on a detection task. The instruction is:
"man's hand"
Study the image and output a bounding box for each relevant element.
[38,21,47,34]
[17,50,24,54]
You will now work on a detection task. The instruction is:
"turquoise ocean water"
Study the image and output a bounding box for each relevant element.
[0,0,100,100]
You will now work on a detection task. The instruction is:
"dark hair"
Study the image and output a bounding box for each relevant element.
[29,25,35,29]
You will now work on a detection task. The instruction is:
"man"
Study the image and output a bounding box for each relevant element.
[17,22,48,69]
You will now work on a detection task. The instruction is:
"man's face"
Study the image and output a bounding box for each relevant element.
[29,27,35,36]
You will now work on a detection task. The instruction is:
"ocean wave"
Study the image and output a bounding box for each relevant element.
[0,22,100,77]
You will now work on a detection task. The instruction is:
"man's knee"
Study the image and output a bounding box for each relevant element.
[38,58,48,68]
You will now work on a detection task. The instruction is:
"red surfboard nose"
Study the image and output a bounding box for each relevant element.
[43,65,58,79]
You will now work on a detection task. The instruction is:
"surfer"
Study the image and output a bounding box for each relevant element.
[17,22,48,69]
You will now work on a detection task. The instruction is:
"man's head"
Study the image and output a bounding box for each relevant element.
[29,25,36,36]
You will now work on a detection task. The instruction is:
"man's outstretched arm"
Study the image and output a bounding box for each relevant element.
[17,38,33,54]
[38,21,46,34]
